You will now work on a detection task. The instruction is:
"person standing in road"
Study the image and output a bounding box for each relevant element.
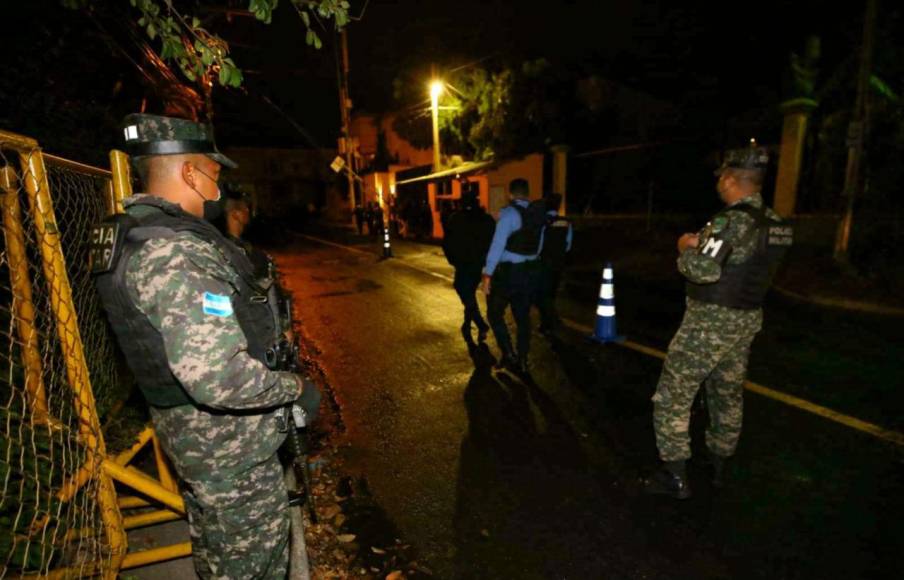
[481,178,547,373]
[92,114,317,578]
[536,192,573,337]
[365,201,379,238]
[419,199,433,239]
[442,189,496,346]
[643,147,792,499]
[354,203,365,235]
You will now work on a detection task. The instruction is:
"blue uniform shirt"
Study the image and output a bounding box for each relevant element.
[483,198,545,276]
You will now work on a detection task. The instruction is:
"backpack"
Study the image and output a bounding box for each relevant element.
[505,199,547,256]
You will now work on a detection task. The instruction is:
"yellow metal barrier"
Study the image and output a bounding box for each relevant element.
[0,166,48,419]
[108,149,130,215]
[0,130,192,577]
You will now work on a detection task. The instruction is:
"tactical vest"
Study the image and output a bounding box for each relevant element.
[686,205,793,310]
[540,215,570,265]
[505,200,546,256]
[91,199,282,408]
[230,235,292,333]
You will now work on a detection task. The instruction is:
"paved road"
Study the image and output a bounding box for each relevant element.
[274,233,904,580]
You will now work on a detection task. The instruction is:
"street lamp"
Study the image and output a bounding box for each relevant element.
[430,80,443,171]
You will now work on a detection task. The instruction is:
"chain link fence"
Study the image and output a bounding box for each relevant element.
[44,155,133,421]
[0,138,126,577]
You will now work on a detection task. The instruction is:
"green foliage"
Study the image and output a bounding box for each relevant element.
[393,59,572,161]
[62,0,350,90]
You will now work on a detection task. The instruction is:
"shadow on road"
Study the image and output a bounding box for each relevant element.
[450,343,671,579]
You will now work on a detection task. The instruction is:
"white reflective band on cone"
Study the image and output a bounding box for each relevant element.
[599,284,614,299]
[603,268,613,280]
[384,243,390,248]
[596,305,616,317]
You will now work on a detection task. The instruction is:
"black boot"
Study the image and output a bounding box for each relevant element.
[476,322,489,343]
[495,351,518,372]
[709,453,729,489]
[642,460,692,500]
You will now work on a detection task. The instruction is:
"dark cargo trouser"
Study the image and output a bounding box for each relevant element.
[454,265,489,337]
[537,262,564,332]
[487,261,539,360]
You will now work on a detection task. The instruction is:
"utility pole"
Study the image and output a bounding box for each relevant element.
[834,0,878,262]
[430,65,443,172]
[337,28,356,217]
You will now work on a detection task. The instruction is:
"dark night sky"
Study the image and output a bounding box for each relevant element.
[0,1,873,158]
[222,0,865,146]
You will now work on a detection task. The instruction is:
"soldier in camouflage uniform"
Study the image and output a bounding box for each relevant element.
[643,147,792,499]
[92,114,314,578]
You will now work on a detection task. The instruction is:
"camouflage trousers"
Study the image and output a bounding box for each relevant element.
[182,453,290,580]
[652,299,762,462]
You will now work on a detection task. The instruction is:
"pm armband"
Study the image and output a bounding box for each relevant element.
[697,235,732,264]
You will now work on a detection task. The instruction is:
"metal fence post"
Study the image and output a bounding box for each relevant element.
[17,145,127,578]
[108,149,131,214]
[0,166,49,419]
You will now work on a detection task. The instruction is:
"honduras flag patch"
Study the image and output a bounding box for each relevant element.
[202,292,233,317]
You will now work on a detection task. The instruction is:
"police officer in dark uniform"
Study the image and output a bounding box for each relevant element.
[442,189,496,346]
[353,204,365,235]
[536,192,573,337]
[643,146,792,499]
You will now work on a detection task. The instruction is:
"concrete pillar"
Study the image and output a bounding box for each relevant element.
[774,98,817,217]
[550,144,569,214]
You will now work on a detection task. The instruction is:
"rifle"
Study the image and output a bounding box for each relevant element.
[269,287,319,524]
[276,402,318,524]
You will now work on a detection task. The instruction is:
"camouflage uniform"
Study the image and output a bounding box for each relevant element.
[652,192,778,462]
[123,195,298,579]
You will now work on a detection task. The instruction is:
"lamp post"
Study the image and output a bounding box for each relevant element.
[430,80,443,172]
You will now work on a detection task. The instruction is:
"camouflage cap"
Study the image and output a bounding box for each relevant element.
[121,113,237,169]
[715,147,769,176]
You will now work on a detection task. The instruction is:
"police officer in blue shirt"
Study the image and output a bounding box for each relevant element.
[481,178,547,373]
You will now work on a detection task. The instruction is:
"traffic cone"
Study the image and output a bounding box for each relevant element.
[590,262,623,343]
[382,227,393,258]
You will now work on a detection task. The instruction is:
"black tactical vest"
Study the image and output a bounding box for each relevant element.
[505,200,547,256]
[686,205,793,310]
[91,198,281,408]
[540,215,570,266]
